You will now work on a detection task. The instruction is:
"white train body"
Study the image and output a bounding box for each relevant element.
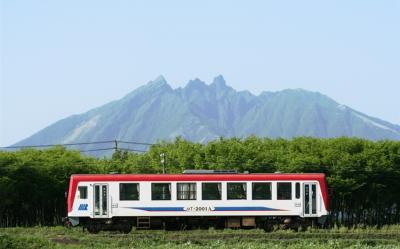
[67,173,329,230]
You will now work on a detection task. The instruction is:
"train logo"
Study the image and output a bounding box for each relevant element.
[78,204,88,211]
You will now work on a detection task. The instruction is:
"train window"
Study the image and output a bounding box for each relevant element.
[152,183,171,200]
[227,182,247,200]
[78,186,87,199]
[252,182,271,200]
[277,182,292,200]
[177,183,196,200]
[295,182,300,199]
[202,183,221,200]
[119,183,139,201]
[312,184,317,214]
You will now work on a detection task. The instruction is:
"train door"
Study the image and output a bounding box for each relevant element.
[303,183,317,217]
[93,184,109,218]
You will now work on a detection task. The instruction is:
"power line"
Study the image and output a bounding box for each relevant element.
[0,140,153,149]
[118,140,155,146]
[0,140,153,154]
[79,147,117,153]
[0,140,116,149]
[77,147,147,153]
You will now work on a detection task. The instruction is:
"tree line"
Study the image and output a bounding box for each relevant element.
[0,136,399,227]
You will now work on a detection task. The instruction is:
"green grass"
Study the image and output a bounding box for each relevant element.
[1,226,400,249]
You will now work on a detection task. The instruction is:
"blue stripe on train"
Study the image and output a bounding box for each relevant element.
[128,207,185,211]
[126,206,284,212]
[214,206,282,211]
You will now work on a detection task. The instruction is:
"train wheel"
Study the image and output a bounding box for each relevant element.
[119,224,132,234]
[87,223,100,234]
[64,220,72,229]
[263,222,273,232]
[297,223,307,232]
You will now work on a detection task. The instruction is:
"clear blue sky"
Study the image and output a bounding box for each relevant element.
[1,0,399,146]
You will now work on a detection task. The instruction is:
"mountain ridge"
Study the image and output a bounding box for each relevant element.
[14,75,400,150]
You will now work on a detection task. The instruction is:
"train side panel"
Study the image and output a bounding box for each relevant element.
[67,178,328,219]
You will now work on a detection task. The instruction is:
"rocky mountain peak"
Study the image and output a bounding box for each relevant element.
[13,76,400,155]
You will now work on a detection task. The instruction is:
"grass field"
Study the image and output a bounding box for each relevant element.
[1,226,400,249]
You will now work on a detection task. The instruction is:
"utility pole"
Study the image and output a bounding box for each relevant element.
[114,140,118,153]
[160,153,166,174]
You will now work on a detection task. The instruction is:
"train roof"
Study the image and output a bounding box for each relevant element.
[70,173,326,182]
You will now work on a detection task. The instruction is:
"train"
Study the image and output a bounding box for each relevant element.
[64,170,329,233]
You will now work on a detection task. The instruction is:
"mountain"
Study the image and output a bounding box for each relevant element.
[13,75,400,152]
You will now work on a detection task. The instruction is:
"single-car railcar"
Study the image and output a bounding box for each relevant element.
[64,171,329,233]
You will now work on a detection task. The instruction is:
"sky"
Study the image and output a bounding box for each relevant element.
[1,0,399,146]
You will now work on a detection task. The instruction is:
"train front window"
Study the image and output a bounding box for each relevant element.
[152,183,171,200]
[78,186,87,199]
[120,183,139,201]
[252,182,271,200]
[202,183,221,200]
[227,182,247,200]
[277,182,292,200]
[177,183,196,200]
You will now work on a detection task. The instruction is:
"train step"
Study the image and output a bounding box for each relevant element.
[137,216,151,229]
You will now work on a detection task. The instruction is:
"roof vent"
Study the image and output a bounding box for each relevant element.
[183,169,238,174]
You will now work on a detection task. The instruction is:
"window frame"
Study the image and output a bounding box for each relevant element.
[119,183,140,201]
[227,182,247,200]
[78,186,87,199]
[252,182,272,200]
[151,183,172,201]
[277,182,292,200]
[202,182,222,200]
[177,182,197,200]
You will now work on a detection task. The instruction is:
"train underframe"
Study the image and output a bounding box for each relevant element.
[65,215,328,234]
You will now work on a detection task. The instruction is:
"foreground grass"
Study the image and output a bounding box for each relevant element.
[1,226,400,249]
